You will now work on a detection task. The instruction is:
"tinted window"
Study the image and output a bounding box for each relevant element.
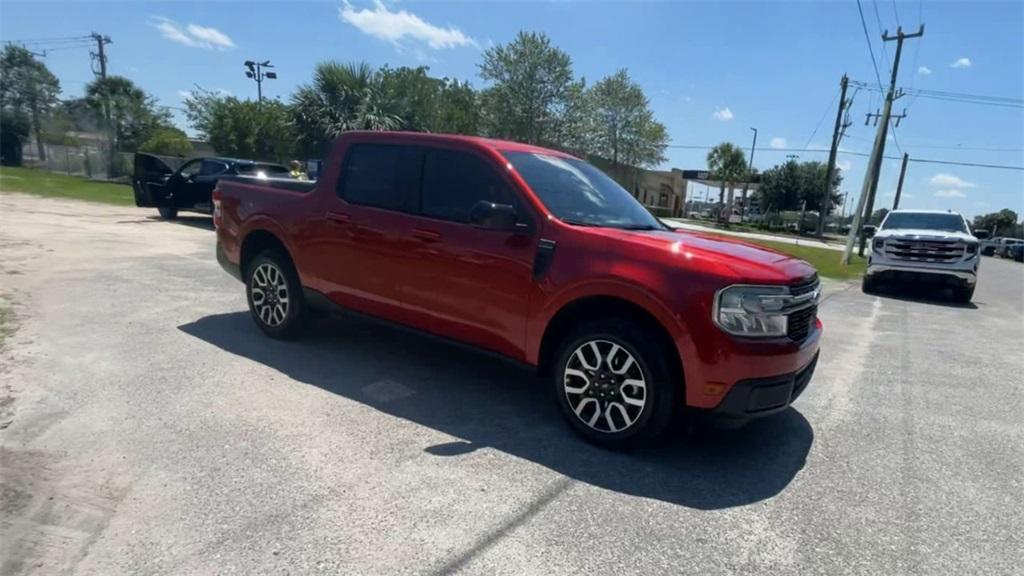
[236,164,289,176]
[339,145,421,212]
[504,151,663,230]
[178,159,202,177]
[881,212,967,233]
[199,160,228,176]
[421,149,512,223]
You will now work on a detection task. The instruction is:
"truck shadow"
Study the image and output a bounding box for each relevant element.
[115,216,214,231]
[178,311,814,510]
[872,283,979,309]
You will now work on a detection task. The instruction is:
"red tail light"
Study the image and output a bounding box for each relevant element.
[212,189,223,228]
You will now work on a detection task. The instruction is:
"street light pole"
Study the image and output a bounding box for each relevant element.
[244,60,277,104]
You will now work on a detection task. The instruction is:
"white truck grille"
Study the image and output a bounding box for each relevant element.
[884,239,964,263]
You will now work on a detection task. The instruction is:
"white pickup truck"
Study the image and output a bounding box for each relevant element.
[862,210,980,303]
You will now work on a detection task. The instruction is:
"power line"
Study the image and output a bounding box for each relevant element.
[856,0,885,90]
[892,0,902,27]
[665,143,1023,169]
[803,88,842,150]
[872,0,893,78]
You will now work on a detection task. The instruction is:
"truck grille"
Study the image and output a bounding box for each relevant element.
[786,275,819,343]
[884,239,963,262]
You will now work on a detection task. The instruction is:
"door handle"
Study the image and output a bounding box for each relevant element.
[326,211,351,224]
[411,229,441,243]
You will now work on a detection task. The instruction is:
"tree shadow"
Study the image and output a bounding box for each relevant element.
[178,312,815,510]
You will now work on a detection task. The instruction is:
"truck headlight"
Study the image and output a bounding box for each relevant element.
[713,285,790,338]
[872,238,886,252]
[965,242,978,255]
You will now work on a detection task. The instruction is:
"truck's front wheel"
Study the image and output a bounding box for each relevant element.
[552,320,677,448]
[157,206,178,220]
[952,284,975,304]
[245,250,307,340]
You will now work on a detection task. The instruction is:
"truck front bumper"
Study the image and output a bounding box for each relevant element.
[711,352,819,418]
[865,258,978,287]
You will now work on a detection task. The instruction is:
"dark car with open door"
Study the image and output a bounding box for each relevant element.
[133,153,290,219]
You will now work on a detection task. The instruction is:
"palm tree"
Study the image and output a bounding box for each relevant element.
[706,142,748,221]
[291,61,401,153]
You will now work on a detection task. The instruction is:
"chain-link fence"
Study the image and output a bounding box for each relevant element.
[22,142,187,182]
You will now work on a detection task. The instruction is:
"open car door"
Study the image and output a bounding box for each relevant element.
[132,153,175,207]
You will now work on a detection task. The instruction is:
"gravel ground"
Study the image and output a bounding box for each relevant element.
[1,193,1021,575]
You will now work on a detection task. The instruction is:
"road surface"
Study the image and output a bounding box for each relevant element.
[2,193,1021,575]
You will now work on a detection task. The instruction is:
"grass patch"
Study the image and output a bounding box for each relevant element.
[0,166,134,206]
[741,238,866,281]
[0,304,13,349]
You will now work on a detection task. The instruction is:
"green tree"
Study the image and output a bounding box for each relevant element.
[0,45,61,161]
[706,142,748,207]
[973,209,1020,237]
[0,109,30,166]
[758,159,841,213]
[184,90,296,161]
[291,61,401,155]
[376,66,480,134]
[139,127,193,157]
[870,208,890,225]
[586,69,668,168]
[479,31,576,146]
[85,76,172,152]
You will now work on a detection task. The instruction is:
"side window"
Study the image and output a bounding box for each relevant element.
[178,159,202,177]
[199,160,228,176]
[338,144,421,212]
[421,149,513,223]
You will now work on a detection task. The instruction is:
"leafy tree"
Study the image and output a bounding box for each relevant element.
[184,90,296,161]
[870,208,890,225]
[376,65,479,134]
[586,69,668,168]
[291,61,401,155]
[139,127,193,157]
[973,209,1020,237]
[706,142,748,206]
[0,45,61,161]
[0,109,30,166]
[479,31,575,147]
[758,159,841,212]
[85,76,172,151]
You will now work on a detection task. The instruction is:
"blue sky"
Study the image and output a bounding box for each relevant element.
[3,0,1021,218]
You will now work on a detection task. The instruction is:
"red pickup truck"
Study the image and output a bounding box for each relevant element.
[215,132,821,447]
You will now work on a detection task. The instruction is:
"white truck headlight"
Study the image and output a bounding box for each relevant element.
[714,285,790,337]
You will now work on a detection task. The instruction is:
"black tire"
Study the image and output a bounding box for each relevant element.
[861,275,878,294]
[245,250,308,340]
[552,318,679,448]
[157,206,178,220]
[952,284,975,304]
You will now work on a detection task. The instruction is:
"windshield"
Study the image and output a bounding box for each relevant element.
[504,151,664,230]
[881,212,967,233]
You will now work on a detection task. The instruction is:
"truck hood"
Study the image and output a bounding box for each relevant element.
[582,227,818,284]
[874,228,975,242]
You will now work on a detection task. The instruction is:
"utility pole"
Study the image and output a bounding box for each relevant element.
[89,32,111,79]
[893,152,909,210]
[842,25,924,265]
[817,74,852,236]
[741,127,757,221]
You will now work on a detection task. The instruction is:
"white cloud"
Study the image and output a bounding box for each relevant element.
[934,189,966,198]
[712,106,734,121]
[177,90,191,99]
[339,0,475,50]
[929,173,976,188]
[918,66,932,75]
[951,57,972,69]
[836,159,852,172]
[151,17,235,50]
[769,137,787,149]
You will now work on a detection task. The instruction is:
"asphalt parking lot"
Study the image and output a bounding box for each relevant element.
[1,193,1022,575]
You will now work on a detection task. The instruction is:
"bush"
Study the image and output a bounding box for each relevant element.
[139,128,193,157]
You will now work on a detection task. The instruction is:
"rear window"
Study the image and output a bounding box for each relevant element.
[338,144,421,212]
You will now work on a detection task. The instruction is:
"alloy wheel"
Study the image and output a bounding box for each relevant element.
[563,339,647,433]
[250,262,290,327]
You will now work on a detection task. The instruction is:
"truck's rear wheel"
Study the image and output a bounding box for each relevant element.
[552,319,677,448]
[245,250,307,340]
[157,206,178,220]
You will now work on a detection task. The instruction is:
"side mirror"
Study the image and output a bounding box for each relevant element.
[469,200,519,231]
[862,225,876,238]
